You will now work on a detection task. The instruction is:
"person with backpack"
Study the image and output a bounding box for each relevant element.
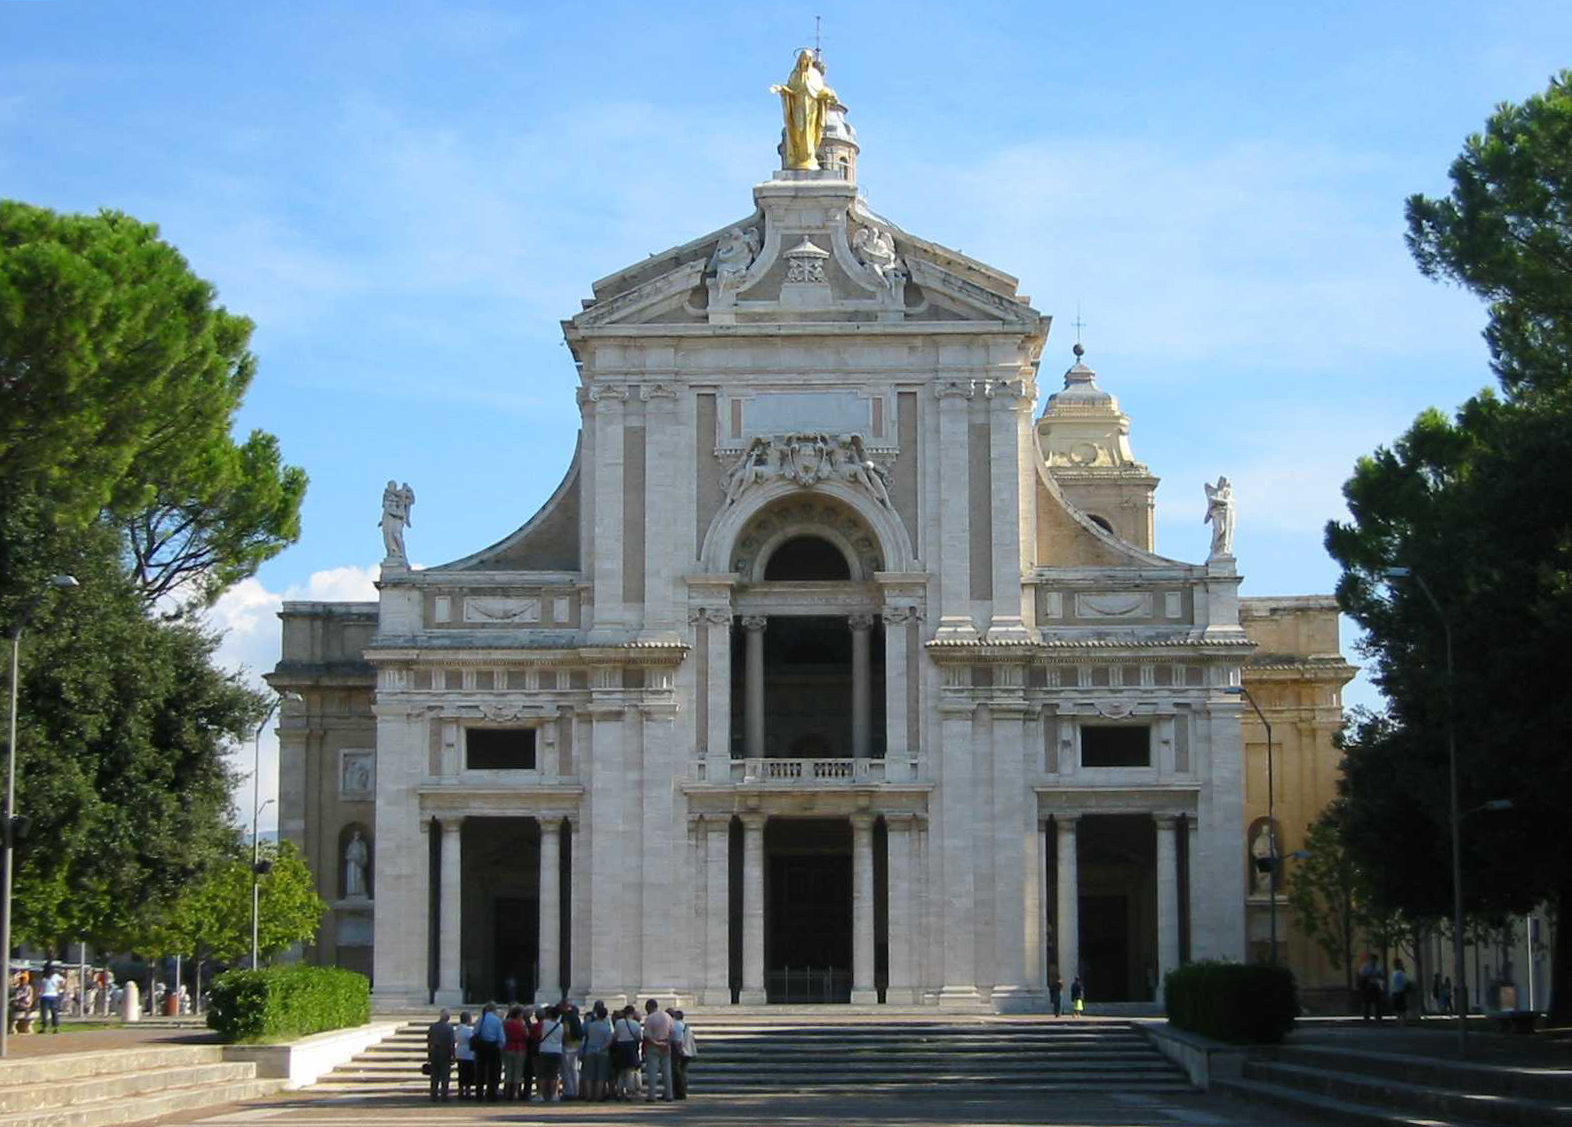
[471,1002,505,1100]
[611,1005,642,1101]
[536,1004,565,1101]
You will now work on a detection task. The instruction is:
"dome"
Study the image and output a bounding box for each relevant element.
[1043,344,1119,415]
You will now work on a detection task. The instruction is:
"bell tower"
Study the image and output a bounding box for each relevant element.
[1036,343,1159,549]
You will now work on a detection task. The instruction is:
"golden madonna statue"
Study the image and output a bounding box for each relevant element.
[770,50,837,171]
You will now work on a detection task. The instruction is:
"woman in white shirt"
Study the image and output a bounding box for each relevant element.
[454,1011,476,1099]
[38,964,65,1033]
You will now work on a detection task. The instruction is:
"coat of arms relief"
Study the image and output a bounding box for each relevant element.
[721,432,893,509]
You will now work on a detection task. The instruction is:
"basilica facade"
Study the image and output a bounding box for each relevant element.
[269,71,1354,1011]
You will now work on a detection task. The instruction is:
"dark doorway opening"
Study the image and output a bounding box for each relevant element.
[1075,814,1159,1003]
[731,615,886,758]
[460,817,540,1004]
[765,818,852,1003]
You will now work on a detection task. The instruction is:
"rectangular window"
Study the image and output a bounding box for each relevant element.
[1080,725,1150,768]
[466,727,537,771]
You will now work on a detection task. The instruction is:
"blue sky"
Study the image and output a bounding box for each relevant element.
[5,1,1567,829]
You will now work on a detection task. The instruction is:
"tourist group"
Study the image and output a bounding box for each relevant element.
[424,998,696,1103]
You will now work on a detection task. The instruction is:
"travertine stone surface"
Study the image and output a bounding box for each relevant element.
[268,92,1357,1011]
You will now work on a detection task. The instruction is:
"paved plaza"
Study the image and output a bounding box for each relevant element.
[156,1085,1277,1127]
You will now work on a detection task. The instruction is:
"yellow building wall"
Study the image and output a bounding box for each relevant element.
[1239,596,1358,1006]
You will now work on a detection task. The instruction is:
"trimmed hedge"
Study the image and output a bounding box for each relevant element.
[1163,960,1299,1044]
[207,966,371,1043]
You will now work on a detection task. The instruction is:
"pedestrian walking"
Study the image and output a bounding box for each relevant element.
[1358,953,1385,1022]
[38,964,64,1033]
[1050,975,1064,1017]
[1391,959,1410,1024]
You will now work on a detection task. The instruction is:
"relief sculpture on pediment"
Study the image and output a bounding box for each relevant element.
[720,432,893,510]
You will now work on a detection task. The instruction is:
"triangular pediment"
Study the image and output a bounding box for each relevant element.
[566,179,1042,332]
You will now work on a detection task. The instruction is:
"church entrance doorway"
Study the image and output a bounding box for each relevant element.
[1076,815,1160,1003]
[764,817,852,1002]
[460,817,540,1004]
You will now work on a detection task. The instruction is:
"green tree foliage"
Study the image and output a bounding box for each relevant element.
[159,840,325,965]
[1285,800,1364,990]
[3,511,263,954]
[1329,70,1572,1022]
[0,200,305,610]
[1406,70,1572,400]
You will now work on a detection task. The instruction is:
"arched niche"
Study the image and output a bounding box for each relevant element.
[1246,816,1280,899]
[339,822,373,901]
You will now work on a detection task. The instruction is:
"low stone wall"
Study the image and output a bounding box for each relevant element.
[1138,1022,1248,1090]
[222,1021,403,1090]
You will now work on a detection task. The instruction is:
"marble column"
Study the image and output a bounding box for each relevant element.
[1154,814,1180,1006]
[885,814,914,1004]
[537,818,562,1003]
[741,616,767,759]
[703,818,731,1004]
[851,813,877,1003]
[1038,819,1051,986]
[739,813,766,1004]
[849,614,874,759]
[937,709,976,1005]
[1055,815,1079,986]
[705,611,733,775]
[585,386,628,642]
[435,816,464,1006]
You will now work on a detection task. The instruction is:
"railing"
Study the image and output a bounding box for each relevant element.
[765,967,851,1004]
[737,758,886,784]
[687,756,921,784]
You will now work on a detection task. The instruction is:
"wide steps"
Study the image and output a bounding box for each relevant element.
[0,1046,283,1127]
[0,1079,279,1127]
[1217,1042,1572,1127]
[0,1063,259,1114]
[313,1017,1189,1094]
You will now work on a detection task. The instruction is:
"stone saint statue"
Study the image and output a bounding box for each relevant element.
[1204,475,1235,558]
[380,480,415,563]
[344,830,369,899]
[770,50,837,171]
[1250,821,1276,897]
[713,225,760,288]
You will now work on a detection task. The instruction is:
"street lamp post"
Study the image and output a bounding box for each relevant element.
[1,574,81,1059]
[1226,685,1277,964]
[1384,565,1468,1055]
[250,692,301,970]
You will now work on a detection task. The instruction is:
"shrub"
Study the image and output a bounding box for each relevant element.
[207,966,370,1043]
[1164,960,1299,1044]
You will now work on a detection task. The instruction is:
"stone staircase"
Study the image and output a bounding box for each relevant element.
[313,1015,1190,1095]
[1217,1041,1572,1126]
[0,1045,282,1127]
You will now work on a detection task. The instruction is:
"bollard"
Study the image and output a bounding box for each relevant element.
[121,981,141,1023]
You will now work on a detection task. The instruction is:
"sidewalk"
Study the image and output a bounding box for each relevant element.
[1287,1015,1572,1069]
[2,1021,219,1060]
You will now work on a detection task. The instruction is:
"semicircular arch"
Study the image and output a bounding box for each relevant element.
[700,478,915,579]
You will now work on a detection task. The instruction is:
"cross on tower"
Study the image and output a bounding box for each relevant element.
[1071,304,1087,344]
[814,15,823,62]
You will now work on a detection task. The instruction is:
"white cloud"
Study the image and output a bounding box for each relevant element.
[205,564,379,835]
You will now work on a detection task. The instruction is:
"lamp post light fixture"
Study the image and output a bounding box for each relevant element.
[1,574,81,1059]
[1382,564,1470,1055]
[250,691,302,970]
[1224,684,1278,965]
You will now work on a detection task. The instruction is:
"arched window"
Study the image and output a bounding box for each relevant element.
[763,536,851,581]
[1087,514,1114,534]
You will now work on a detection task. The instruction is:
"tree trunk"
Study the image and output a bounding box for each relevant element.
[1549,880,1572,1024]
